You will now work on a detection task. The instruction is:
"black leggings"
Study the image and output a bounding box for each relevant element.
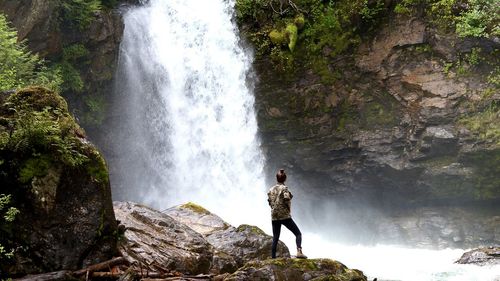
[271,218,302,258]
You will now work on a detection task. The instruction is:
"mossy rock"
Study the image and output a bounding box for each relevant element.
[0,86,117,275]
[180,202,211,215]
[269,29,287,46]
[227,258,367,281]
[236,224,267,235]
[5,86,69,113]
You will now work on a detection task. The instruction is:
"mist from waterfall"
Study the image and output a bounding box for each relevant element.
[110,0,267,227]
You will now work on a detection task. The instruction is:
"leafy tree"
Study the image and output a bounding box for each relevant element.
[0,14,62,92]
[59,0,102,30]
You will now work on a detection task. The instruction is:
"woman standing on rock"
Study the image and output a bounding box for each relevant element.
[268,168,307,259]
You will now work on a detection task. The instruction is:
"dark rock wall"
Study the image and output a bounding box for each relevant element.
[254,16,500,247]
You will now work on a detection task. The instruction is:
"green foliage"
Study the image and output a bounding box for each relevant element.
[360,0,386,21]
[465,47,482,66]
[0,14,62,92]
[441,47,488,77]
[82,95,106,126]
[456,0,499,38]
[235,0,269,23]
[1,87,89,168]
[7,108,88,167]
[53,44,90,93]
[459,102,500,144]
[393,0,499,38]
[60,0,102,30]
[19,155,52,183]
[0,194,18,260]
[63,44,90,62]
[236,0,386,80]
[301,5,346,56]
[487,67,500,87]
[57,61,84,92]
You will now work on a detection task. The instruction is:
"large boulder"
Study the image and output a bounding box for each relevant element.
[114,202,366,280]
[0,87,117,275]
[224,258,367,281]
[164,203,290,274]
[113,201,213,275]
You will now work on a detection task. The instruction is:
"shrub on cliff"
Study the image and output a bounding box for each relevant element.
[0,14,62,92]
[235,0,387,78]
[394,0,499,38]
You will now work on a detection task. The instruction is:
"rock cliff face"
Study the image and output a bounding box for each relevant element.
[0,87,117,275]
[0,0,124,131]
[252,15,499,247]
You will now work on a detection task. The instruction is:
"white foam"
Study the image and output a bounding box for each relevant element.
[278,232,500,281]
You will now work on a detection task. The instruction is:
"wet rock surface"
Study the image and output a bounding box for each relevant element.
[164,203,290,273]
[224,258,367,281]
[456,247,500,266]
[114,201,213,275]
[115,202,366,280]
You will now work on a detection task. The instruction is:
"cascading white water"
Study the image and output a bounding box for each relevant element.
[111,0,267,227]
[110,1,500,280]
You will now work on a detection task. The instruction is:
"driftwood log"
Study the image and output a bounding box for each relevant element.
[74,257,128,276]
[14,257,211,281]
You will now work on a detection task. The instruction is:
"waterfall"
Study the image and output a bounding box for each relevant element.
[109,0,268,227]
[106,1,500,280]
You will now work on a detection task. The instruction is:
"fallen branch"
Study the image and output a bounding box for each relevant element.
[15,270,73,281]
[141,274,213,281]
[74,257,128,276]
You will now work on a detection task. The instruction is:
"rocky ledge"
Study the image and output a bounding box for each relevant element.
[112,201,367,281]
[456,247,500,266]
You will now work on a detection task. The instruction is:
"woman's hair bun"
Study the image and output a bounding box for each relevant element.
[276,169,287,183]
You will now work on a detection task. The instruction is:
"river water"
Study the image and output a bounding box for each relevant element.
[110,0,500,280]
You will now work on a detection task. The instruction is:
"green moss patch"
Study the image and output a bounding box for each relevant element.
[236,224,267,235]
[0,86,109,186]
[180,202,211,215]
[236,0,387,79]
[459,102,500,145]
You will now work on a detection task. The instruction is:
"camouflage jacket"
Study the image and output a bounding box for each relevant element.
[267,183,293,220]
